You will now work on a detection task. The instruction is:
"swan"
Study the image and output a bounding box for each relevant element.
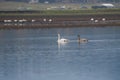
[78,35,88,43]
[57,34,69,43]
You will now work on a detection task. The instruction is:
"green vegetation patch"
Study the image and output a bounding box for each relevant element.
[0,9,120,16]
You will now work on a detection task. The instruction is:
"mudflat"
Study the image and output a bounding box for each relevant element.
[0,13,120,29]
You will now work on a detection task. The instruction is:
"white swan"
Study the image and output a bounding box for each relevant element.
[57,34,69,43]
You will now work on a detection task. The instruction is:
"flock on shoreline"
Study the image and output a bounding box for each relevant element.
[3,17,106,23]
[1,17,107,25]
[1,17,120,28]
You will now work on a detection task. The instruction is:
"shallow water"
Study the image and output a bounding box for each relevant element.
[0,26,120,80]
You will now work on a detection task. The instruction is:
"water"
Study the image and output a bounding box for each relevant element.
[0,26,120,80]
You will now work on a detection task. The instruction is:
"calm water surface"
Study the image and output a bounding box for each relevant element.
[0,26,120,80]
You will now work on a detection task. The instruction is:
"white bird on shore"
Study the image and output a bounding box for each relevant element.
[4,20,12,23]
[102,18,106,21]
[90,18,94,21]
[95,20,98,23]
[57,34,69,43]
[32,19,36,22]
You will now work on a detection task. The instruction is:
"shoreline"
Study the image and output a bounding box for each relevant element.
[0,22,120,29]
[0,14,120,29]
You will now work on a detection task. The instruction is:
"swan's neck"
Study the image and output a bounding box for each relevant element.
[78,35,80,41]
[58,34,60,40]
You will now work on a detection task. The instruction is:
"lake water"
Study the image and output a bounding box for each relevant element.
[0,26,120,80]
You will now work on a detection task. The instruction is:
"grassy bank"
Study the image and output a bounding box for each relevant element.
[0,9,120,16]
[42,9,120,15]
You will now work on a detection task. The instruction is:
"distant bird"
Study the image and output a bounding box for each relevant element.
[49,19,52,22]
[95,20,98,23]
[90,18,94,21]
[32,19,36,22]
[4,20,12,23]
[43,18,47,22]
[57,33,69,43]
[77,35,88,43]
[19,19,27,22]
[102,18,106,21]
[14,20,18,22]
